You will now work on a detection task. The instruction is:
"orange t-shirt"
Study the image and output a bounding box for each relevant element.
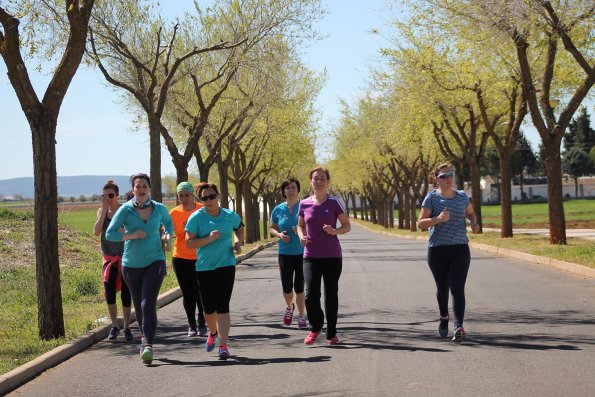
[169,202,203,259]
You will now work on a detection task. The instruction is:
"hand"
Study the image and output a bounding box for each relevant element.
[278,231,290,243]
[161,232,171,252]
[323,224,337,235]
[436,208,450,224]
[101,194,110,211]
[299,235,311,246]
[233,241,243,254]
[471,223,480,234]
[209,230,221,241]
[133,230,146,239]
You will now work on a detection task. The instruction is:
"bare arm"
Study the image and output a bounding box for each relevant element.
[417,207,449,230]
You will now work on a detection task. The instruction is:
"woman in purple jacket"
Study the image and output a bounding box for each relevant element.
[297,166,351,346]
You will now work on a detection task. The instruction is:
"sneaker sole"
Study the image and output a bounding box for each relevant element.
[452,334,465,343]
[219,353,230,360]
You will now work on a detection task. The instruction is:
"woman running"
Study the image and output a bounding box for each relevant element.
[417,163,480,342]
[297,166,351,346]
[270,178,307,329]
[106,173,173,364]
[93,180,132,342]
[185,182,244,360]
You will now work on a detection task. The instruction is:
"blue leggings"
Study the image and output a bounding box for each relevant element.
[427,244,470,328]
[122,260,166,345]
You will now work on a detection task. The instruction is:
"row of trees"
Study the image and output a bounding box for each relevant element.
[327,0,593,244]
[1,1,323,339]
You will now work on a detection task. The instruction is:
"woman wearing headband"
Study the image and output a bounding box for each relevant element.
[93,180,132,342]
[417,163,480,343]
[169,182,207,338]
[106,173,174,364]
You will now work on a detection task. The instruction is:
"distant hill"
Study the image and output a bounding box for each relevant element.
[0,176,132,198]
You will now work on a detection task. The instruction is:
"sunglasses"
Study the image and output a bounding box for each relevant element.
[199,193,218,202]
[103,193,116,198]
[437,172,454,179]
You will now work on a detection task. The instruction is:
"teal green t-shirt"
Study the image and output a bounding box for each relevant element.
[185,207,242,271]
[106,201,174,268]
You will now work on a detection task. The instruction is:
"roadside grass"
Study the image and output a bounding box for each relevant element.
[0,206,272,375]
[352,219,594,269]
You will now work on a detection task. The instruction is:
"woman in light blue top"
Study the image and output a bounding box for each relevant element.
[417,163,479,343]
[106,173,173,364]
[185,182,244,360]
[270,178,307,329]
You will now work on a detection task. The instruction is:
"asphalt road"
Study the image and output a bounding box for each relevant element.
[8,224,595,397]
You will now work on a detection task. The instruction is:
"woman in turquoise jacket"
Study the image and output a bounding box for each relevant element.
[106,173,173,365]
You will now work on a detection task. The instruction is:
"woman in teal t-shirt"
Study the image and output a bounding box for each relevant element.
[185,182,244,361]
[269,178,307,329]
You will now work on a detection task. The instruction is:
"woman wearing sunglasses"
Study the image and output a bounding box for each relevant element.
[417,163,480,343]
[169,182,207,338]
[297,166,351,346]
[106,173,174,364]
[93,180,133,342]
[185,182,244,360]
[269,178,308,329]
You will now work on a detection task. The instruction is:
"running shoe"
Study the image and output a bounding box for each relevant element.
[297,316,308,329]
[218,344,230,360]
[124,328,133,342]
[327,335,341,346]
[108,326,119,341]
[198,322,208,337]
[205,332,218,352]
[304,330,321,345]
[438,317,449,338]
[283,303,295,325]
[188,325,198,337]
[452,326,466,343]
[140,345,153,364]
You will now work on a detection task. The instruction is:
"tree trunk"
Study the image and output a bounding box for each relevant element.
[350,192,357,219]
[499,152,514,238]
[242,183,255,243]
[545,144,567,244]
[216,157,229,209]
[409,193,417,232]
[32,114,65,340]
[149,123,162,202]
[574,178,578,198]
[397,190,405,229]
[403,192,411,230]
[469,161,483,233]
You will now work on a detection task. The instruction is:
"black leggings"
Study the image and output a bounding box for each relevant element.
[121,260,166,345]
[172,257,205,326]
[278,254,304,294]
[427,244,470,328]
[195,266,236,314]
[103,261,131,307]
[303,257,342,339]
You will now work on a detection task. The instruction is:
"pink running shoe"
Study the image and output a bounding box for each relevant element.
[327,335,341,346]
[304,330,321,345]
[283,303,295,326]
[452,326,466,343]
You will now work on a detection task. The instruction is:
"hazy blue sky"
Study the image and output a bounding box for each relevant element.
[0,0,393,180]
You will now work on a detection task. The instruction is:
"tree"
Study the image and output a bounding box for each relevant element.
[0,0,95,339]
[511,130,538,200]
[564,106,595,153]
[562,147,591,197]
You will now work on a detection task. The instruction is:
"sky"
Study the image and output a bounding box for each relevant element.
[0,0,395,181]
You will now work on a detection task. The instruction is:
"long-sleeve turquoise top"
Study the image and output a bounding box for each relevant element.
[106,200,174,268]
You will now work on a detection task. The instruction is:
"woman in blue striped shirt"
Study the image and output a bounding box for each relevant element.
[417,163,479,343]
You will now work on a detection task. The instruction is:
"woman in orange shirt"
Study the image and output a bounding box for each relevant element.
[169,182,207,337]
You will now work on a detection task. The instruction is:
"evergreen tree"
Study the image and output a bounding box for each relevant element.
[564,106,595,153]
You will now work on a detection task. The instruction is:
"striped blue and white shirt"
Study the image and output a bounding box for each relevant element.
[421,190,471,247]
